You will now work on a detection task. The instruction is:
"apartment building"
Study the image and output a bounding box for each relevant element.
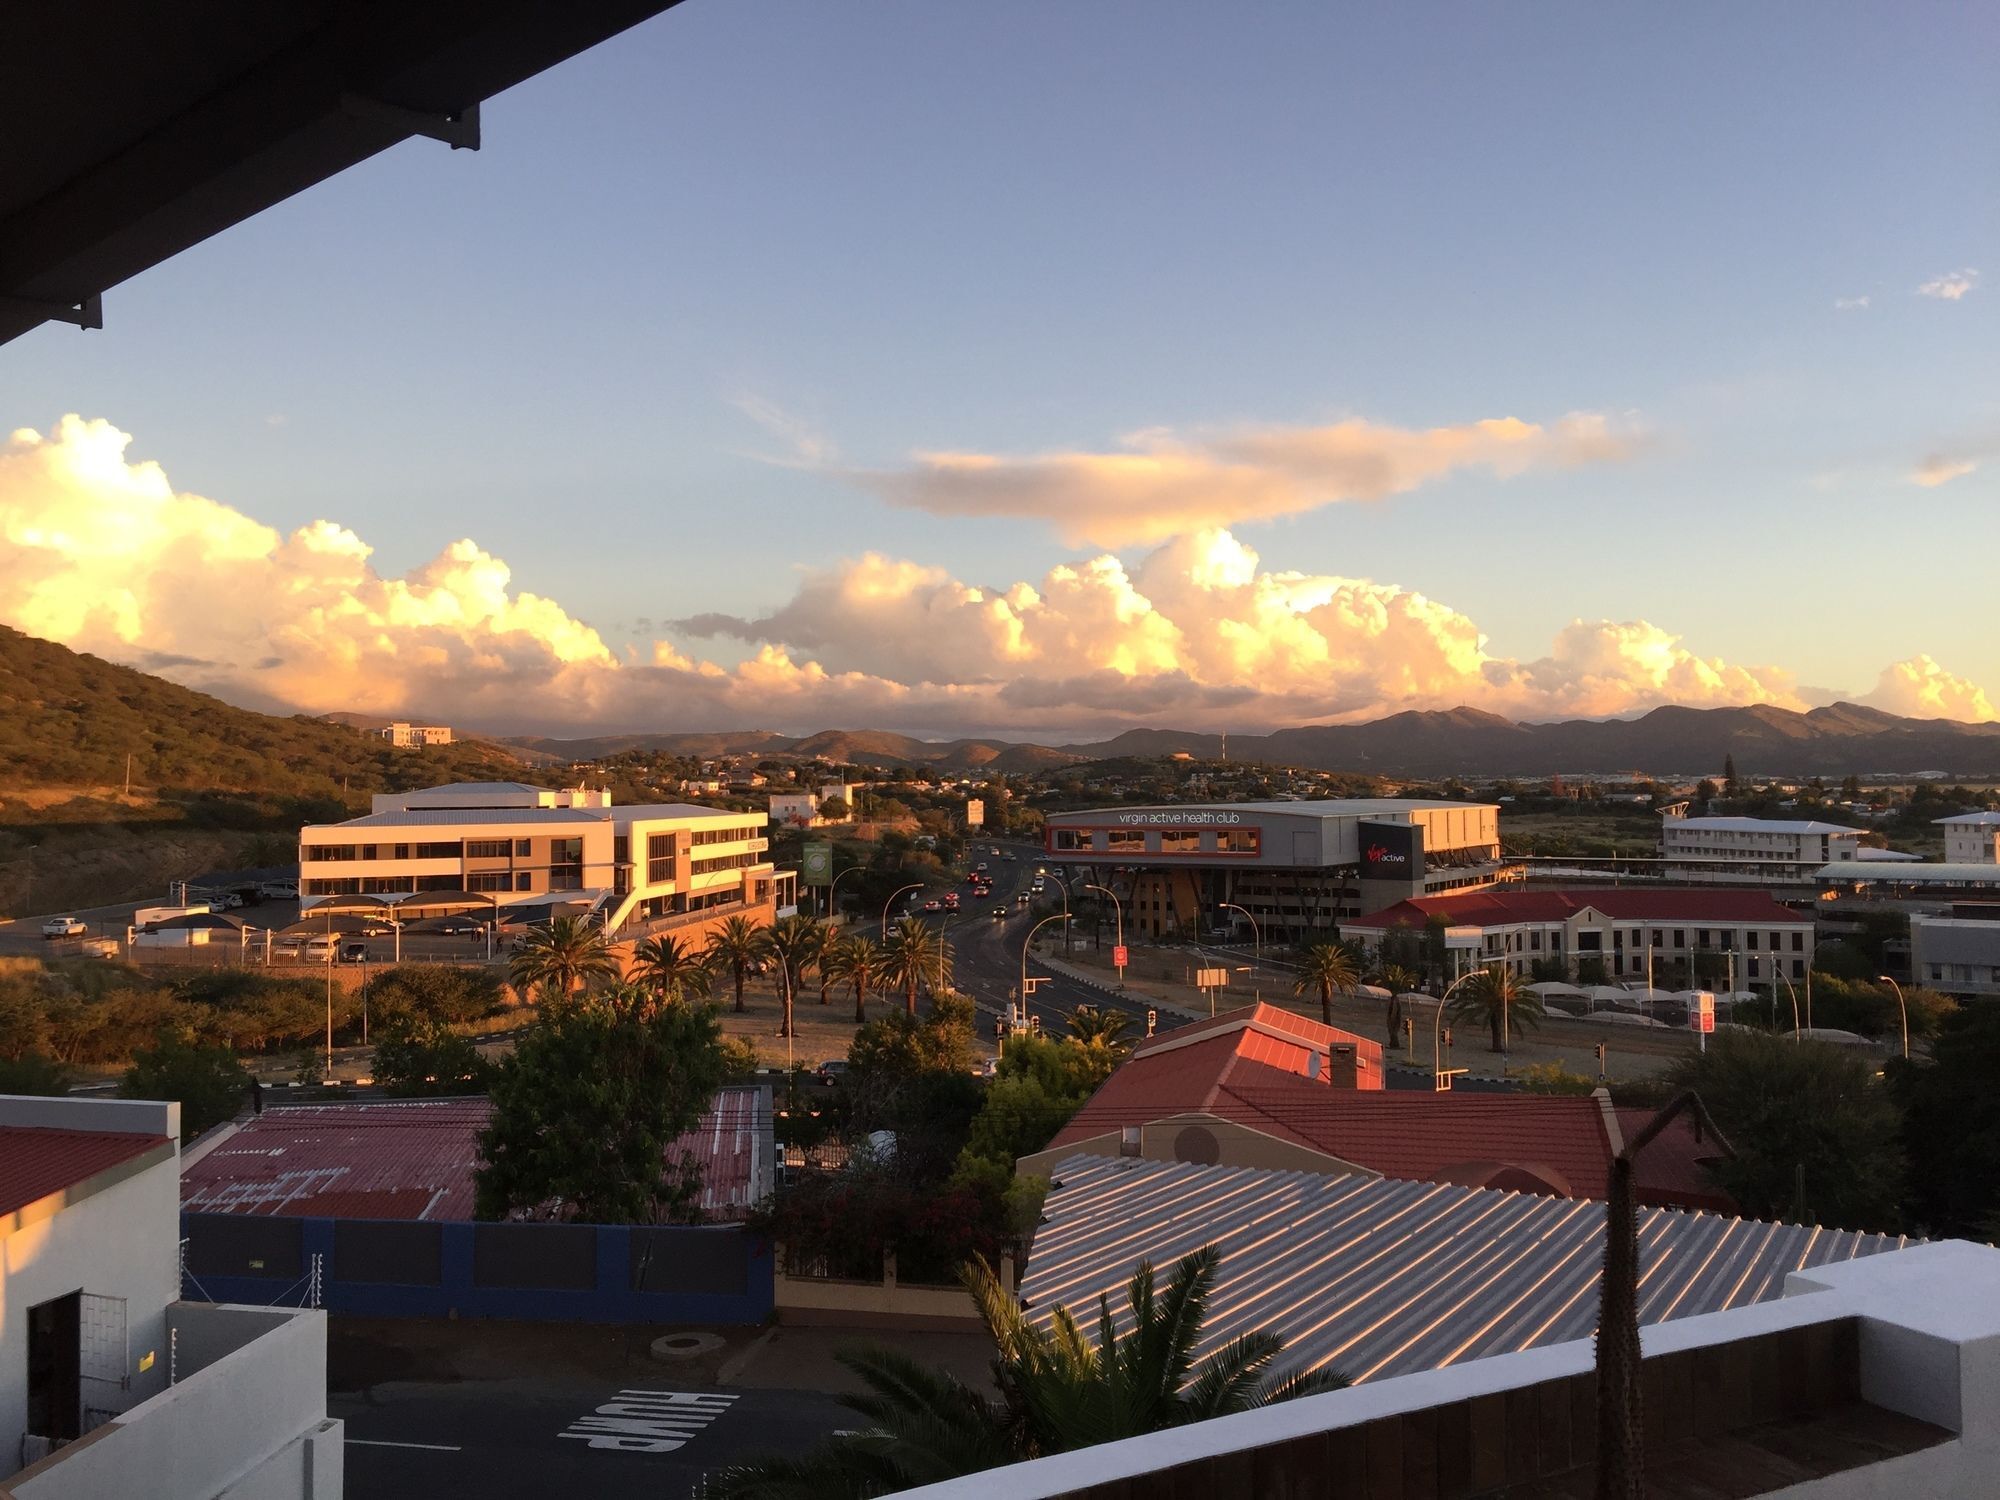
[1937,811,2000,865]
[1342,888,1815,986]
[1659,812,1864,884]
[298,782,775,937]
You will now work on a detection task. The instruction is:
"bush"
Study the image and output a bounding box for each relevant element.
[122,1031,251,1141]
[371,1014,490,1096]
[1515,1060,1598,1096]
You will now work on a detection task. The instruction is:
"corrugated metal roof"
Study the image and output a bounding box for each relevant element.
[1668,817,1861,835]
[180,1088,771,1222]
[0,1126,169,1217]
[1023,1155,1914,1386]
[1346,887,1809,930]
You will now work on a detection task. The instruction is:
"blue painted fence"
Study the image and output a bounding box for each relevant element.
[180,1212,774,1324]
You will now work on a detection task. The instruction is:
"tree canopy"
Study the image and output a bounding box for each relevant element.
[122,1029,251,1141]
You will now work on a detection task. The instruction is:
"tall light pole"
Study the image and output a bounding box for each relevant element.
[1220,902,1261,1002]
[1085,883,1124,984]
[1430,966,1485,1080]
[1775,966,1801,1042]
[1877,975,1910,1061]
[882,883,922,940]
[1048,872,1073,956]
[826,864,864,928]
[1019,913,1071,1027]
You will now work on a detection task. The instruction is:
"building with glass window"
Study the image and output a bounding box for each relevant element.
[298,781,778,937]
[1040,799,1508,939]
[1658,813,1865,884]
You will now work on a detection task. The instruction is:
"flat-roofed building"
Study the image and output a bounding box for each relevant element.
[1910,914,2000,999]
[299,782,775,939]
[1937,811,2000,865]
[1342,887,1815,987]
[380,721,452,747]
[1659,812,1865,884]
[1041,799,1507,939]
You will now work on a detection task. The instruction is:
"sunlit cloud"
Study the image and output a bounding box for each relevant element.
[1862,655,1996,722]
[854,411,1638,547]
[1915,268,1979,301]
[1833,295,1870,311]
[1910,454,1976,487]
[3,415,1992,736]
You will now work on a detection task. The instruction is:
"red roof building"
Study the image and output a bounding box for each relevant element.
[1019,1004,1729,1211]
[1340,886,1815,986]
[0,1125,173,1224]
[181,1087,773,1222]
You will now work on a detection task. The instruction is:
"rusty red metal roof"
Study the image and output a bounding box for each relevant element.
[0,1126,169,1217]
[180,1088,770,1222]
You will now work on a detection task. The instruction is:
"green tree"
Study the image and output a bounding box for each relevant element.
[1665,1029,1902,1229]
[122,1030,251,1141]
[628,933,714,1005]
[370,1013,490,1096]
[1722,753,1740,796]
[1064,1004,1133,1061]
[1448,966,1545,1053]
[366,964,505,1028]
[1893,1004,2000,1237]
[1294,941,1359,1029]
[474,987,728,1223]
[707,1244,1345,1498]
[705,914,771,1014]
[824,933,886,1025]
[0,1053,73,1094]
[506,915,618,1006]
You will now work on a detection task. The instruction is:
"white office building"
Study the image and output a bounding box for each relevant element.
[1911,915,2000,999]
[380,721,452,747]
[0,1095,337,1499]
[1659,813,1865,884]
[1937,812,2000,866]
[299,782,777,937]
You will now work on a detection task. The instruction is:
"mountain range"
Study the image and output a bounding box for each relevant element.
[506,702,2000,779]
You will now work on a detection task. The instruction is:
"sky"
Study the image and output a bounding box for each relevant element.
[1,2,1995,739]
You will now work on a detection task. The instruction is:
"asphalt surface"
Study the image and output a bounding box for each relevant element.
[330,1319,865,1500]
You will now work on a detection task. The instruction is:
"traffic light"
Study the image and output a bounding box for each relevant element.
[1442,1027,1453,1049]
[1029,1015,1042,1034]
[1595,1041,1607,1079]
[1145,1008,1158,1037]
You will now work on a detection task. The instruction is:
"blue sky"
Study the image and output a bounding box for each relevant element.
[1,2,1993,735]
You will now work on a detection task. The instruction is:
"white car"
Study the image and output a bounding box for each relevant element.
[41,916,87,939]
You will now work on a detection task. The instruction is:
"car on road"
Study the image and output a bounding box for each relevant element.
[991,906,1007,921]
[1015,893,1031,906]
[40,916,87,939]
[921,899,943,913]
[976,862,989,872]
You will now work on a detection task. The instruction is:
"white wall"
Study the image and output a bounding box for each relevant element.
[0,1109,179,1471]
[12,1305,337,1500]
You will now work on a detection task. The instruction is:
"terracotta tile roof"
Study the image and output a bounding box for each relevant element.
[1345,887,1810,930]
[0,1126,169,1218]
[181,1088,771,1221]
[1125,1002,1385,1089]
[1618,1106,1736,1214]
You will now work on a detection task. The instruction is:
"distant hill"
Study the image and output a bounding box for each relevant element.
[0,625,524,806]
[504,726,1093,772]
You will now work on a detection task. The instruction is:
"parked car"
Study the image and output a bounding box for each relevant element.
[340,941,370,963]
[41,916,87,939]
[300,935,339,963]
[815,1059,850,1081]
[434,918,483,936]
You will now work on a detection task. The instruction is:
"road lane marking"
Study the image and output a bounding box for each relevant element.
[559,1389,739,1453]
[348,1439,463,1451]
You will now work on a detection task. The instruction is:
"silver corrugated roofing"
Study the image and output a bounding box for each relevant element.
[1023,1155,1915,1386]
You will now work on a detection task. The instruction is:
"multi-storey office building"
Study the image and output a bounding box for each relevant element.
[1041,799,1509,940]
[1659,813,1864,884]
[298,781,777,938]
[1937,811,2000,865]
[1910,914,2000,999]
[1342,887,1816,986]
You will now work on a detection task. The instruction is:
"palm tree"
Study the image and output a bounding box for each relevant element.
[764,913,823,1040]
[1066,1004,1133,1057]
[1294,941,1358,1027]
[1448,965,1547,1053]
[627,933,712,1006]
[706,1244,1346,1498]
[506,915,617,1006]
[881,916,951,1017]
[810,923,838,1007]
[824,933,885,1025]
[706,914,770,1015]
[1376,962,1424,1050]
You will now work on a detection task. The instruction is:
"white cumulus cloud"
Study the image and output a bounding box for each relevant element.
[3,414,1992,735]
[855,411,1637,547]
[1916,268,1979,301]
[1861,656,1997,722]
[1910,454,1977,487]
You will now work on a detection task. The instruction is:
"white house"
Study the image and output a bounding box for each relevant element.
[0,1094,338,1499]
[1937,811,2000,865]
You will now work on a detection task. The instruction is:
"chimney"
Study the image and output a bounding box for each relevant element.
[1324,1044,1358,1090]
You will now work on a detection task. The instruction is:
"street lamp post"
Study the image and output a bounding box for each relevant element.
[1775,967,1802,1042]
[882,883,923,940]
[1019,913,1071,1028]
[1219,902,1261,1002]
[1877,975,1910,1061]
[1431,966,1486,1079]
[1084,883,1124,984]
[1048,872,1074,956]
[826,864,864,928]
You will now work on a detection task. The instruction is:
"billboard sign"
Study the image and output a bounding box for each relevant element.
[1359,820,1425,877]
[1195,967,1229,988]
[1112,944,1129,968]
[1443,925,1485,951]
[801,842,833,886]
[965,798,984,828]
